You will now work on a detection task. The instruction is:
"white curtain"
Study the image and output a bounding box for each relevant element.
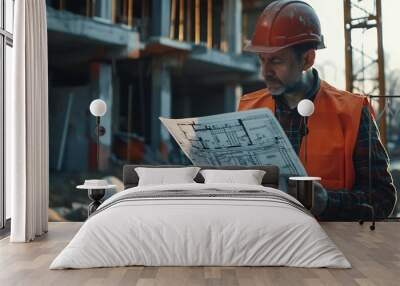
[7,0,49,242]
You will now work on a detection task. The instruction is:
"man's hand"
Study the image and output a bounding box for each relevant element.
[311,181,328,216]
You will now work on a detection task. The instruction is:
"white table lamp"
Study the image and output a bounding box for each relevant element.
[297,99,314,117]
[89,99,107,168]
[297,99,315,167]
[90,99,107,117]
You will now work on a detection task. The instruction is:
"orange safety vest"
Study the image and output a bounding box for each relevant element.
[238,80,369,190]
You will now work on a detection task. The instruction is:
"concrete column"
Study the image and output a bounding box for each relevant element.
[90,63,113,170]
[98,64,113,147]
[96,0,112,21]
[224,85,242,112]
[151,0,171,37]
[224,0,242,54]
[223,0,242,112]
[151,60,172,154]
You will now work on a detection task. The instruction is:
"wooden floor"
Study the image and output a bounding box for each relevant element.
[0,222,399,286]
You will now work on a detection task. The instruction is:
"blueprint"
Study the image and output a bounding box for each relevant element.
[160,108,307,188]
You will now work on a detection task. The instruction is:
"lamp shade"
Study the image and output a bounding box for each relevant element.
[89,99,107,117]
[297,99,315,117]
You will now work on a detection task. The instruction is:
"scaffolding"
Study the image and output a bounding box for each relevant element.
[343,0,387,145]
[343,0,400,223]
[169,0,223,50]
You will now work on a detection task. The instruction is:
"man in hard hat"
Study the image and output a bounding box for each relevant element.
[239,0,397,220]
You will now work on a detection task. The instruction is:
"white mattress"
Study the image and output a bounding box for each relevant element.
[50,183,351,269]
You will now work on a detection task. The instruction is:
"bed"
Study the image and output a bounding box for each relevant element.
[50,165,350,269]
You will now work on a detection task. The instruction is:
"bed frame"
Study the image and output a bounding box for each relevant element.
[123,165,280,190]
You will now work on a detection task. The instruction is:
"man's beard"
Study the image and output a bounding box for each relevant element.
[264,76,285,96]
[264,76,304,96]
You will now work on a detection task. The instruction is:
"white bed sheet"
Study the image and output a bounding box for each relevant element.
[50,183,351,269]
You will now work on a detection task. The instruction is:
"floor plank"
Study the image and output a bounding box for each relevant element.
[0,222,399,286]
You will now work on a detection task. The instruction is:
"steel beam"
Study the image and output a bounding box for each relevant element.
[343,0,387,145]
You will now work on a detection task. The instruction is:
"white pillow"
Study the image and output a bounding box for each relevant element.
[200,169,266,185]
[135,167,201,186]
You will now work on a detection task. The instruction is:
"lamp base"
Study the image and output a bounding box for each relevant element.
[288,176,321,210]
[87,189,105,216]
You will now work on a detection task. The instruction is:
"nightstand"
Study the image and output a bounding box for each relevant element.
[288,176,321,210]
[77,180,116,217]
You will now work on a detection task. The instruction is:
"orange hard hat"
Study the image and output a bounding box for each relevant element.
[244,0,325,54]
